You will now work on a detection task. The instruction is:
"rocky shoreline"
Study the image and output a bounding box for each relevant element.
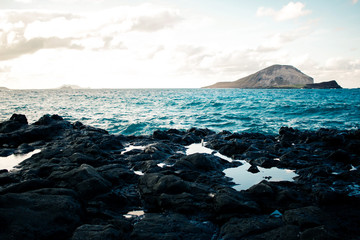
[0,114,359,240]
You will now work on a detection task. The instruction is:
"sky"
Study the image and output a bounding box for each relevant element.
[0,0,359,89]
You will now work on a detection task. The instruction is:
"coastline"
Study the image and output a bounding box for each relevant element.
[0,114,359,239]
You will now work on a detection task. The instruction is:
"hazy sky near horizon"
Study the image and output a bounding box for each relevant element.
[0,0,359,89]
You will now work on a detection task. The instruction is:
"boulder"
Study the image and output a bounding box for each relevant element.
[72,224,123,240]
[130,213,216,240]
[0,192,83,240]
[33,114,63,125]
[299,226,338,240]
[220,216,283,239]
[0,114,28,133]
[49,164,112,200]
[283,206,323,229]
[213,188,260,221]
[174,153,225,171]
[243,225,300,240]
[247,182,274,198]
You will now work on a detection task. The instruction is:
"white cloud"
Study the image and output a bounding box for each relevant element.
[0,5,183,61]
[13,0,32,3]
[257,2,311,21]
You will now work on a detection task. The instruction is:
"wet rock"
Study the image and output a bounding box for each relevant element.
[139,173,191,195]
[347,140,360,155]
[0,192,83,240]
[130,213,216,240]
[139,173,210,212]
[299,225,339,240]
[279,126,298,143]
[219,216,283,240]
[14,143,35,154]
[69,152,97,165]
[247,182,274,198]
[243,225,300,240]
[72,224,123,240]
[97,164,136,186]
[0,148,14,157]
[328,149,351,164]
[187,127,215,137]
[97,135,124,151]
[0,115,359,239]
[152,130,170,140]
[250,157,279,168]
[214,188,260,220]
[0,114,28,133]
[0,171,18,185]
[10,113,28,124]
[49,164,112,200]
[218,139,249,157]
[33,114,63,125]
[0,178,52,194]
[174,153,225,171]
[248,165,260,173]
[158,192,212,214]
[283,206,323,229]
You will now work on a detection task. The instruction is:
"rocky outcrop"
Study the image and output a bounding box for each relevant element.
[0,114,359,239]
[304,80,342,89]
[204,65,314,88]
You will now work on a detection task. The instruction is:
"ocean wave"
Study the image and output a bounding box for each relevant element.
[1,89,359,135]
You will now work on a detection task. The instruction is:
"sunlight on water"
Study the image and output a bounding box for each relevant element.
[123,210,145,219]
[121,145,146,154]
[0,149,41,171]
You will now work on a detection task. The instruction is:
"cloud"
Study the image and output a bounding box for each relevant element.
[0,65,11,72]
[13,0,32,3]
[353,0,359,4]
[0,5,183,61]
[257,2,311,21]
[130,10,183,32]
[0,37,82,61]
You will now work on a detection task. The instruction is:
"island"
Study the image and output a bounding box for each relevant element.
[56,84,89,90]
[303,80,342,89]
[203,65,342,89]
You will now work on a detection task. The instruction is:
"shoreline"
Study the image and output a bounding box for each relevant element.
[0,114,359,239]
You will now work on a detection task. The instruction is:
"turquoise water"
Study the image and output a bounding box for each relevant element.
[0,89,359,135]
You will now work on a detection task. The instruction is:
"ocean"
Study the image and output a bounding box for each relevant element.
[0,88,359,135]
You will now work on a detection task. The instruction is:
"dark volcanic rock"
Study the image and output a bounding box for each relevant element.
[0,114,28,133]
[174,153,226,171]
[130,213,216,240]
[0,192,83,240]
[304,80,342,89]
[214,187,260,221]
[72,224,123,240]
[0,114,359,239]
[283,206,323,229]
[48,164,112,200]
[220,216,283,240]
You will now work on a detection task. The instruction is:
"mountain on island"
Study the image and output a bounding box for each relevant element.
[0,87,10,90]
[203,65,330,89]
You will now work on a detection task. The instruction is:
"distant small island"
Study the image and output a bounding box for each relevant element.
[203,65,342,89]
[56,85,89,90]
[0,87,10,90]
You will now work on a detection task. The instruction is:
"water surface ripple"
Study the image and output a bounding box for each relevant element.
[1,89,359,135]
